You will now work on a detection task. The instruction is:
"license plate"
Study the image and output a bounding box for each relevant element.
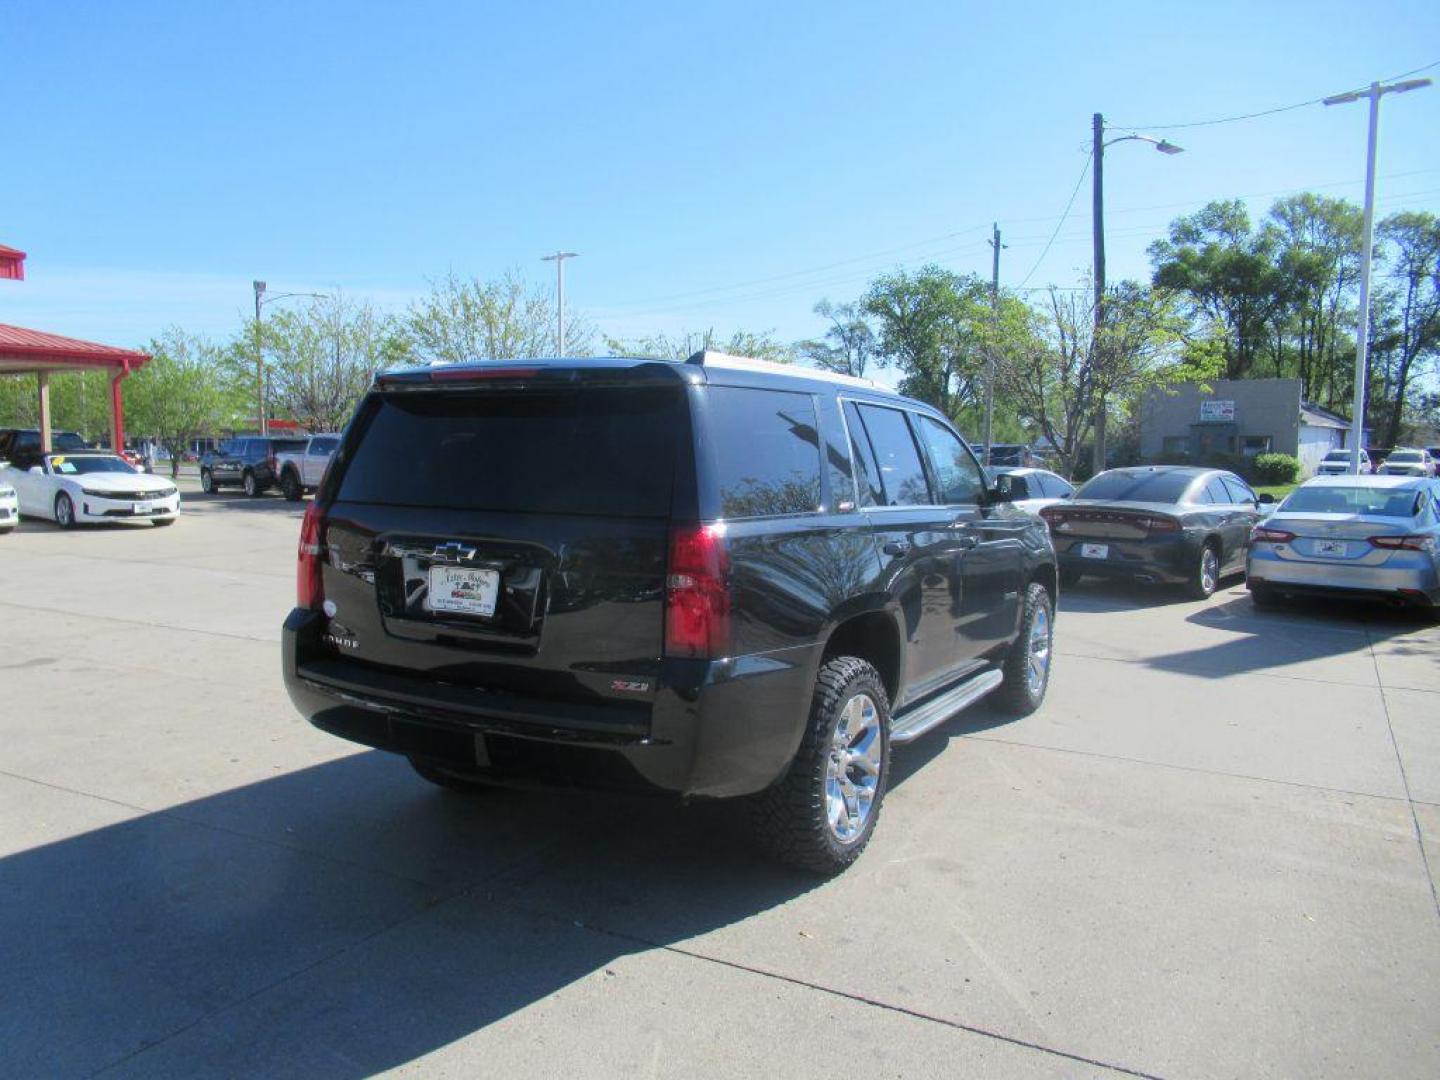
[1315,540,1349,557]
[132,502,149,515]
[427,566,499,617]
[1081,543,1109,559]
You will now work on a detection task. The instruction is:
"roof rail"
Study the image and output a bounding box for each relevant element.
[684,350,886,391]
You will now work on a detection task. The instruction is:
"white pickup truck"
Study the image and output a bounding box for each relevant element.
[274,434,341,501]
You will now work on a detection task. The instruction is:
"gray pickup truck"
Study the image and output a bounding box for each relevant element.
[274,435,341,501]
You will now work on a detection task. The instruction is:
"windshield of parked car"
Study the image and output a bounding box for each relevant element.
[1387,450,1423,462]
[46,455,138,475]
[1281,485,1422,518]
[1075,471,1195,504]
[1322,450,1354,461]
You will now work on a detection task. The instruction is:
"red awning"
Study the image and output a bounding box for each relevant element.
[0,244,25,281]
[0,323,150,372]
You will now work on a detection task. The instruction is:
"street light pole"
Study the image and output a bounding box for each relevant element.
[983,223,1005,467]
[1090,118,1183,475]
[1323,77,1432,474]
[541,251,579,357]
[253,281,267,437]
[253,283,327,436]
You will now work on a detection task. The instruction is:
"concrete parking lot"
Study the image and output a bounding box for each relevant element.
[2,485,1437,1079]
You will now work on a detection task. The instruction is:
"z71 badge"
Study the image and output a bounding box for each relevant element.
[610,679,652,694]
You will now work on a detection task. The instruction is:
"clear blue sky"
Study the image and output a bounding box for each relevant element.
[4,0,1439,352]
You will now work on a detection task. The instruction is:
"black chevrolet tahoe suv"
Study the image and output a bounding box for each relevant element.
[200,436,307,496]
[283,352,1058,874]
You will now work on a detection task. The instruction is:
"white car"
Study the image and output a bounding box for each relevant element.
[993,467,1076,514]
[1377,448,1434,477]
[1,452,180,528]
[0,473,17,534]
[1316,448,1372,475]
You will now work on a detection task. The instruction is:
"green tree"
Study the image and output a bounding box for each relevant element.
[1371,211,1440,446]
[797,299,878,378]
[999,281,1206,478]
[259,293,398,432]
[605,328,794,363]
[403,270,591,362]
[1149,200,1290,382]
[862,266,991,415]
[126,329,236,478]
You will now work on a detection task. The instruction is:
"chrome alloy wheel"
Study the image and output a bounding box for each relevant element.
[1026,603,1052,696]
[1200,547,1219,595]
[826,692,883,843]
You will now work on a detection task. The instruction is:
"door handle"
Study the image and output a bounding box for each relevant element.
[956,534,979,550]
[882,540,911,557]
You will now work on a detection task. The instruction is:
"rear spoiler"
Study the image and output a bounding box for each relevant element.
[373,358,694,390]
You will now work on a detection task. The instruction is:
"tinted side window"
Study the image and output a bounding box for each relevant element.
[1203,478,1230,505]
[856,404,931,506]
[916,416,985,505]
[708,387,822,519]
[1032,473,1057,498]
[310,438,339,456]
[842,401,883,508]
[1220,474,1256,504]
[1002,474,1031,500]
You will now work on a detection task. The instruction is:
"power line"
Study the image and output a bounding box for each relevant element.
[1110,59,1440,131]
[1017,150,1093,289]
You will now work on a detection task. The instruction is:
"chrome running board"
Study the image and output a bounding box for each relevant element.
[889,669,1003,745]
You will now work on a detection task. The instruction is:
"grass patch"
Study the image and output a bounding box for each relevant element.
[1255,482,1298,502]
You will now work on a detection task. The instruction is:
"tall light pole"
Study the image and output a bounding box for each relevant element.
[253,282,325,435]
[983,223,1006,467]
[1091,115,1183,475]
[1323,77,1432,474]
[541,251,579,357]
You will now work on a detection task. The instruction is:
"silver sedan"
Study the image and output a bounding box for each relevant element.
[1246,475,1440,612]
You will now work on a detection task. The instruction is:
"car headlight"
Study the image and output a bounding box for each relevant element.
[81,487,116,497]
[0,487,14,499]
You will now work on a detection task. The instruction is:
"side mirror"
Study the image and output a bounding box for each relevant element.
[1258,492,1275,505]
[29,466,43,475]
[1060,491,1073,499]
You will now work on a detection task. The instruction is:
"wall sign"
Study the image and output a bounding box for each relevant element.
[1200,400,1235,422]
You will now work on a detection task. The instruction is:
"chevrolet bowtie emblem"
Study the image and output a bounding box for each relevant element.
[432,542,478,561]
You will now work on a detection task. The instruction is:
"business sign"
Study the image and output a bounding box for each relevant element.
[1200,400,1235,422]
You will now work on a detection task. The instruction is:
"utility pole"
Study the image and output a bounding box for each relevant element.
[253,281,267,437]
[1323,77,1432,473]
[541,251,579,356]
[983,223,1005,466]
[1089,114,1182,476]
[1091,112,1107,477]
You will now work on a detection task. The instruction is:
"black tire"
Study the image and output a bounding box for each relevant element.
[54,492,77,530]
[200,468,215,493]
[994,580,1055,716]
[152,518,176,528]
[242,469,262,497]
[1186,541,1221,600]
[281,469,303,502]
[1249,583,1281,610]
[408,757,493,793]
[1059,567,1082,589]
[749,656,891,876]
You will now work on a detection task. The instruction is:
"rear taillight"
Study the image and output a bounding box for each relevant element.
[297,501,326,609]
[1133,515,1180,534]
[429,366,541,382]
[664,523,730,659]
[1251,526,1296,544]
[1039,507,1065,530]
[1368,534,1434,553]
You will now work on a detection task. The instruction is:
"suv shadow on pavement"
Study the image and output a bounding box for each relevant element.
[0,741,953,1077]
[1137,591,1436,681]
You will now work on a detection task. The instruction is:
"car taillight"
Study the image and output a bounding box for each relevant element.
[1039,507,1066,530]
[430,366,541,382]
[1250,526,1296,544]
[1368,534,1434,553]
[664,523,730,659]
[297,501,326,609]
[1131,515,1180,534]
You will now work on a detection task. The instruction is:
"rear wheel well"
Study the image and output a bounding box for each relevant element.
[1030,563,1057,606]
[821,612,900,706]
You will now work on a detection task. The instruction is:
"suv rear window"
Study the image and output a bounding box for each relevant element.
[1077,471,1196,504]
[706,387,822,519]
[337,388,682,517]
